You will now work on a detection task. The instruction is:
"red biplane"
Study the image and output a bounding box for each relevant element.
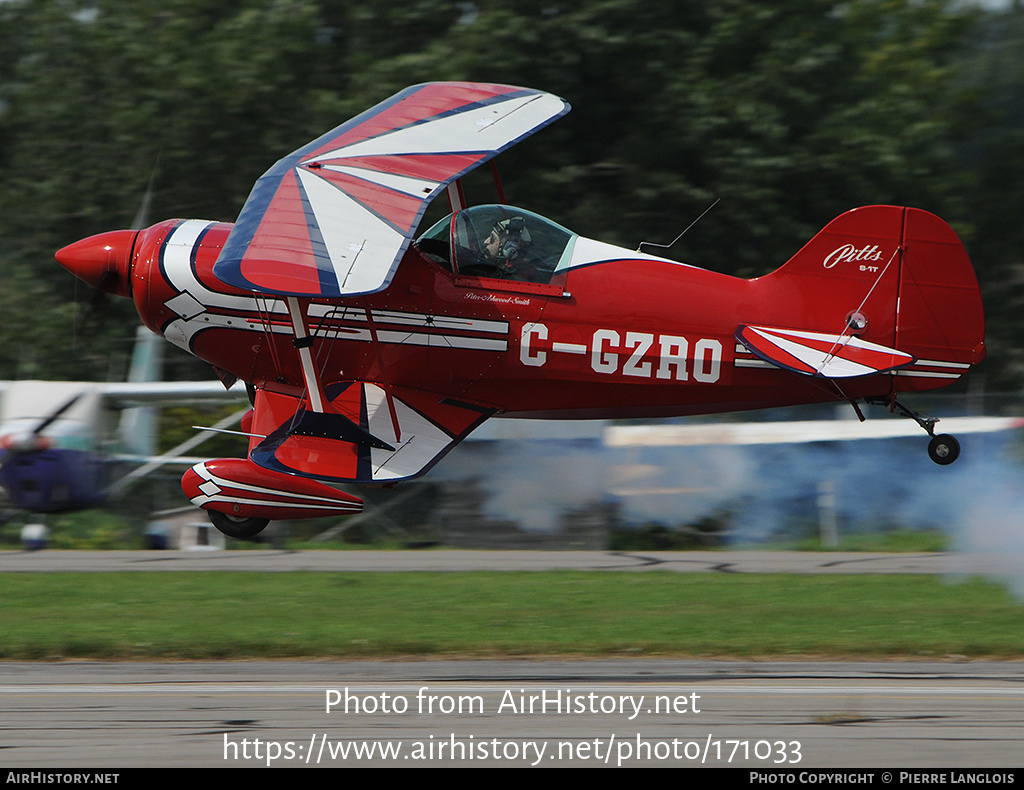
[56,82,985,538]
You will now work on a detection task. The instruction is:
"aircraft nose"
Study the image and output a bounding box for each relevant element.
[55,229,138,297]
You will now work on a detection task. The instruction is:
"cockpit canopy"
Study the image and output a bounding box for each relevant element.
[416,205,576,284]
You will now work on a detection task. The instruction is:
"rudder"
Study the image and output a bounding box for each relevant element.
[755,205,984,389]
[897,207,985,371]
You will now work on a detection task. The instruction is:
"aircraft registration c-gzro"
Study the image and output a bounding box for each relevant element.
[55,82,986,539]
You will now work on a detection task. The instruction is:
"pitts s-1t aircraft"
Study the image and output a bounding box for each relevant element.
[56,82,985,539]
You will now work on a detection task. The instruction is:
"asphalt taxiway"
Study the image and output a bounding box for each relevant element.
[0,548,1016,575]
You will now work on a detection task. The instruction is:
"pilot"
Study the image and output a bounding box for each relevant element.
[482,216,531,277]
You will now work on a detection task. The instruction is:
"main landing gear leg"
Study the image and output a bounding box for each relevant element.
[863,397,961,466]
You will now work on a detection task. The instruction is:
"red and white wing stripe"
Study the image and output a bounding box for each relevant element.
[736,325,915,378]
[214,82,570,298]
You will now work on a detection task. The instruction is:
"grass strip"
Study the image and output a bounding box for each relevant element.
[2,571,1022,660]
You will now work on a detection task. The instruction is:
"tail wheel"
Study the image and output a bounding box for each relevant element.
[928,434,960,466]
[208,511,270,539]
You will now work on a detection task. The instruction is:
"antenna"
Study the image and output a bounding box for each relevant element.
[637,198,719,255]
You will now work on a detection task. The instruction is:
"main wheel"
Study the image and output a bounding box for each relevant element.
[927,434,960,465]
[208,511,270,539]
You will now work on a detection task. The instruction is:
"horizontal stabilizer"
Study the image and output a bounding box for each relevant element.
[736,325,915,378]
[249,383,493,483]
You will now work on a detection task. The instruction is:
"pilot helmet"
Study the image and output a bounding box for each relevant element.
[490,216,530,259]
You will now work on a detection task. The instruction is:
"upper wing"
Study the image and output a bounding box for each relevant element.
[214,82,570,298]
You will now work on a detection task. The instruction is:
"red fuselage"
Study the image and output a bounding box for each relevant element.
[107,214,978,421]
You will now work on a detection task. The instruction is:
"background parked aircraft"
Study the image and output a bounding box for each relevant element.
[0,328,246,517]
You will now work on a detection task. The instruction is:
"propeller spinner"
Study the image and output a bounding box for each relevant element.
[55,229,138,297]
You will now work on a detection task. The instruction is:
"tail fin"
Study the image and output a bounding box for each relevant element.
[753,206,984,389]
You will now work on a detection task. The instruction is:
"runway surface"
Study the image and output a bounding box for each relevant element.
[3,550,1022,768]
[0,548,1016,574]
[3,659,1023,768]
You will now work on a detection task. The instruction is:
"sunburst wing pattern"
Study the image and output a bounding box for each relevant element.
[214,82,570,298]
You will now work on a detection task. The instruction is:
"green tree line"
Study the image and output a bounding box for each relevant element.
[1,0,1021,390]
